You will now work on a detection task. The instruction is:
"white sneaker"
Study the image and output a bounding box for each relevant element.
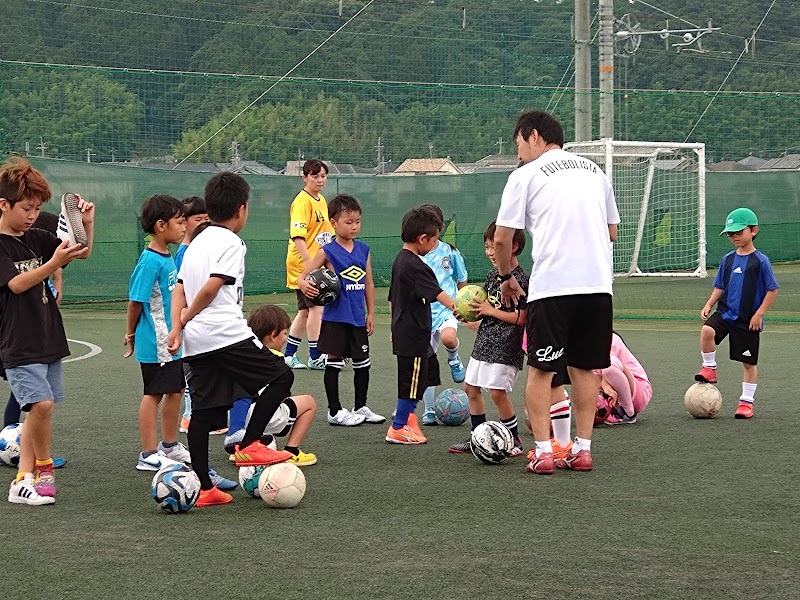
[353,406,386,424]
[285,355,307,369]
[308,355,327,370]
[136,450,181,472]
[56,193,88,246]
[327,408,366,426]
[158,441,192,463]
[8,474,55,505]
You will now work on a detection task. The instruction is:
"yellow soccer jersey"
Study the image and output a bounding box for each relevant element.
[286,190,334,288]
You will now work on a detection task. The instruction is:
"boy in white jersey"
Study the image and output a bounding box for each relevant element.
[168,172,293,507]
[418,204,468,426]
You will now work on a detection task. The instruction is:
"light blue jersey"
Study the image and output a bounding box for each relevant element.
[128,248,181,364]
[420,240,468,331]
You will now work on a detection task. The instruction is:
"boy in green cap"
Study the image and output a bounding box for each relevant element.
[695,207,779,418]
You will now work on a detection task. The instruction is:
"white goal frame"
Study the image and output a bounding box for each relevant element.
[564,139,707,278]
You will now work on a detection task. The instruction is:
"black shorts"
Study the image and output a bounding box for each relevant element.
[527,293,612,372]
[397,355,430,401]
[295,289,315,311]
[427,352,441,388]
[318,321,369,361]
[141,360,185,396]
[185,338,292,410]
[705,311,760,365]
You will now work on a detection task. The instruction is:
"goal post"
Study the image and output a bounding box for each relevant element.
[564,140,707,277]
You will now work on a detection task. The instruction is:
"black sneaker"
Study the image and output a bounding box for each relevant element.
[448,439,472,454]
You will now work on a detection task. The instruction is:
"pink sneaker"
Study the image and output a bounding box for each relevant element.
[34,463,56,497]
[695,366,717,384]
[555,449,593,471]
[525,451,555,475]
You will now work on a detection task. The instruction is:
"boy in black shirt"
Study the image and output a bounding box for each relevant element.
[386,206,455,445]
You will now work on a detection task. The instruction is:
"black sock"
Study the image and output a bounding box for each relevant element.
[187,411,214,490]
[353,366,369,410]
[284,445,299,456]
[501,415,520,443]
[470,413,487,431]
[324,364,342,415]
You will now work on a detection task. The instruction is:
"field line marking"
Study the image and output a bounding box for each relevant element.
[65,339,103,363]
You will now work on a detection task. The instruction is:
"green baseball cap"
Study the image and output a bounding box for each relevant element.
[721,207,758,235]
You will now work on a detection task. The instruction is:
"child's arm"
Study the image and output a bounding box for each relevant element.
[167,283,187,355]
[750,288,778,330]
[701,288,724,321]
[76,194,95,257]
[472,299,527,326]
[124,301,143,358]
[297,248,330,298]
[436,291,455,311]
[6,240,87,294]
[365,254,376,335]
[182,277,225,325]
[292,238,313,264]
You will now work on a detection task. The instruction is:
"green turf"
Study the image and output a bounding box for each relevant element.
[4,310,800,599]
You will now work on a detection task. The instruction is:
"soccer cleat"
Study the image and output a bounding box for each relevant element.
[34,463,56,497]
[285,355,307,369]
[327,408,366,427]
[385,425,427,445]
[224,428,245,454]
[8,474,55,505]
[551,439,574,461]
[307,355,327,370]
[555,449,593,471]
[508,439,524,458]
[234,441,292,467]
[448,357,466,384]
[179,417,191,433]
[422,411,437,426]
[287,449,318,466]
[56,193,88,246]
[210,427,229,435]
[406,412,423,436]
[608,406,637,425]
[195,486,233,507]
[695,366,718,384]
[353,406,386,424]
[734,401,754,419]
[208,469,238,491]
[136,451,181,472]
[448,439,472,454]
[158,441,191,463]
[53,457,67,469]
[526,451,555,475]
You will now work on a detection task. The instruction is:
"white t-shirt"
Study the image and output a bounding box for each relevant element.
[496,148,620,301]
[178,224,256,357]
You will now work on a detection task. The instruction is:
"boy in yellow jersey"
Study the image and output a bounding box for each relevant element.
[284,159,334,370]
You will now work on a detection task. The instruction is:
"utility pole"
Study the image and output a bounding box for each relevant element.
[496,137,505,155]
[598,0,615,139]
[86,147,96,163]
[429,142,434,158]
[36,137,47,158]
[375,136,384,175]
[574,0,592,141]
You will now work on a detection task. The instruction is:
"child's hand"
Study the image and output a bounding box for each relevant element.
[123,333,135,358]
[366,314,375,336]
[52,238,90,267]
[700,304,713,321]
[471,299,493,319]
[297,277,318,298]
[75,194,95,224]
[749,313,763,331]
[600,379,618,407]
[167,330,181,355]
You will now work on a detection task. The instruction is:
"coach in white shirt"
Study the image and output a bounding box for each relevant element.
[493,110,620,474]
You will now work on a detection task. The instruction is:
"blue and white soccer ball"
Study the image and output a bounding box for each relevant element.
[151,464,201,513]
[0,423,22,467]
[239,465,266,498]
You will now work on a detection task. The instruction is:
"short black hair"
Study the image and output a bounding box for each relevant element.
[418,203,444,227]
[181,195,207,217]
[401,205,442,243]
[204,172,250,222]
[303,159,328,177]
[514,110,564,148]
[484,220,525,256]
[247,304,292,341]
[328,194,361,219]
[140,194,184,234]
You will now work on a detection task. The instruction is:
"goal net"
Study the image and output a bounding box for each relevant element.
[564,140,706,277]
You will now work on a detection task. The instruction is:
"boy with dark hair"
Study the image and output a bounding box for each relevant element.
[125,195,192,471]
[0,157,94,505]
[695,207,778,418]
[284,159,334,370]
[168,172,292,507]
[386,206,455,445]
[298,194,382,427]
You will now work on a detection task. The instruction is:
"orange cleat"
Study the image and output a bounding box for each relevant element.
[555,449,593,471]
[385,424,427,445]
[406,412,423,437]
[528,439,573,462]
[234,441,292,467]
[734,401,754,419]
[695,367,717,384]
[196,486,233,507]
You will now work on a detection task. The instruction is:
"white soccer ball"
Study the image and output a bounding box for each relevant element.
[684,383,722,418]
[238,465,266,498]
[150,464,201,513]
[257,463,306,508]
[470,421,514,464]
[0,423,22,466]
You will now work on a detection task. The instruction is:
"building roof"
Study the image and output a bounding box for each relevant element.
[706,160,756,172]
[758,154,800,170]
[393,158,461,174]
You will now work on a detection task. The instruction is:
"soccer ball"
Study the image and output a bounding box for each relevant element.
[470,421,514,464]
[0,423,22,467]
[303,268,341,306]
[239,465,266,498]
[434,388,470,426]
[257,463,306,508]
[684,383,722,418]
[454,285,487,322]
[594,394,612,426]
[151,464,201,513]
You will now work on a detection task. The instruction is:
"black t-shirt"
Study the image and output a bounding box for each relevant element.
[0,229,69,368]
[471,265,529,370]
[388,249,442,356]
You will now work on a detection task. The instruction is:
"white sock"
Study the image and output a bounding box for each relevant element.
[573,437,591,453]
[446,341,460,361]
[422,386,436,412]
[741,382,757,403]
[534,439,552,458]
[550,398,571,447]
[701,351,717,368]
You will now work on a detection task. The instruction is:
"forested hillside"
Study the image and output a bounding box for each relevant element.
[1,0,798,166]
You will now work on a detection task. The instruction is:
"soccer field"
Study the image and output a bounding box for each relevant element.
[4,301,799,600]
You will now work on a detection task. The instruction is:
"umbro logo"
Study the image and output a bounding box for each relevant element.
[742,350,752,357]
[340,265,366,283]
[733,267,743,274]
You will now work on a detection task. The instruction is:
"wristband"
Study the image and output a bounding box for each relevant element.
[497,272,512,283]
